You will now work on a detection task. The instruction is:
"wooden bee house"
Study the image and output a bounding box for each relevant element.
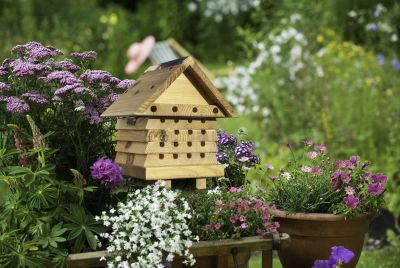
[101,56,236,189]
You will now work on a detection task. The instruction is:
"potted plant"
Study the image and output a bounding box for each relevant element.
[266,141,387,268]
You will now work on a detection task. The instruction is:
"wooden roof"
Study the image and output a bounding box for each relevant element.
[101,56,236,118]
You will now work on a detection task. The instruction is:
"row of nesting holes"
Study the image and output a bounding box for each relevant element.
[150,105,219,114]
[160,119,207,123]
[159,153,205,159]
[171,129,207,135]
[159,141,206,147]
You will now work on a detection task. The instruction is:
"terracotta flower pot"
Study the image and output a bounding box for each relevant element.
[272,210,371,268]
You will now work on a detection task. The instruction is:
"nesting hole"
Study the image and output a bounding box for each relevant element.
[173,154,178,159]
[159,142,165,147]
[159,154,164,159]
[174,142,179,147]
[160,118,165,123]
[172,106,178,112]
[150,85,155,89]
[213,107,219,114]
[192,107,198,113]
[201,141,205,147]
[150,105,157,112]
[175,130,180,135]
[187,142,192,147]
[201,130,206,135]
[174,119,179,123]
[201,119,206,123]
[200,153,205,158]
[188,130,193,135]
[188,119,192,123]
[187,153,192,159]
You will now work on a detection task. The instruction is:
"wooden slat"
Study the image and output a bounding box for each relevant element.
[115,152,218,167]
[115,118,217,130]
[115,141,218,154]
[116,129,217,142]
[120,164,225,180]
[140,104,224,118]
[196,178,207,190]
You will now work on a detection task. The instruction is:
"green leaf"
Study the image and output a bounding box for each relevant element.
[85,230,97,250]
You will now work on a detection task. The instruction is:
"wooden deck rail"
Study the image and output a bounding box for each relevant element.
[66,233,290,268]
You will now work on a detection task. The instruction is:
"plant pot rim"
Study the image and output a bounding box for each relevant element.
[271,209,373,221]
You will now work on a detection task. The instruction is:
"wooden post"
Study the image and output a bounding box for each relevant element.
[261,250,273,268]
[196,178,206,189]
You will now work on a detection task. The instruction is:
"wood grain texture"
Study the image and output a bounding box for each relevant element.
[115,141,218,154]
[116,129,217,142]
[115,118,217,130]
[115,152,218,167]
[196,178,207,190]
[101,56,236,118]
[140,104,224,118]
[119,164,225,180]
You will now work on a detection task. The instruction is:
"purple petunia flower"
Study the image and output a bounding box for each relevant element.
[90,157,123,188]
[368,183,384,195]
[312,260,329,268]
[70,51,97,61]
[6,97,29,113]
[0,82,11,91]
[330,246,354,264]
[391,59,400,71]
[22,91,48,104]
[377,53,385,65]
[216,152,229,164]
[116,79,135,89]
[45,71,79,85]
[343,195,359,209]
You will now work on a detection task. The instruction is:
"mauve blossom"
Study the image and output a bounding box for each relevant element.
[54,83,86,96]
[372,173,387,184]
[45,71,79,85]
[90,157,123,188]
[108,93,119,102]
[22,91,48,104]
[116,79,135,89]
[52,60,81,72]
[84,98,109,124]
[303,140,313,147]
[340,170,351,183]
[6,97,29,113]
[229,187,242,193]
[270,175,278,181]
[368,183,384,195]
[9,59,46,77]
[306,151,318,159]
[312,167,323,176]
[344,186,355,195]
[330,246,354,264]
[217,131,237,147]
[240,223,248,229]
[80,70,113,84]
[314,145,327,153]
[349,156,360,165]
[367,22,377,31]
[343,195,359,209]
[0,67,7,76]
[215,200,223,206]
[70,51,97,61]
[265,163,274,170]
[301,166,312,173]
[0,82,11,91]
[336,160,346,168]
[214,222,221,230]
[312,260,329,268]
[27,42,62,60]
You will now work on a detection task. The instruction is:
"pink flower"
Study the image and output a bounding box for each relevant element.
[301,166,312,173]
[303,140,313,147]
[343,195,359,209]
[240,223,248,229]
[215,200,223,206]
[229,187,243,193]
[368,183,385,195]
[306,151,318,159]
[314,145,327,153]
[261,213,270,220]
[205,224,213,231]
[256,228,265,236]
[344,186,355,195]
[340,170,351,183]
[336,160,346,168]
[229,201,235,209]
[214,222,221,230]
[372,173,387,184]
[312,167,323,176]
[230,216,237,224]
[239,215,247,222]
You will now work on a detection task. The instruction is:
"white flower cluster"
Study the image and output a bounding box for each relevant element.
[97,184,197,268]
[188,0,261,22]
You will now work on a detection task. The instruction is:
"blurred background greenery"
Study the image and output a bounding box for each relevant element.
[1,0,400,266]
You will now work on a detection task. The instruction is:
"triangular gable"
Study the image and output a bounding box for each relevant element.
[101,57,237,118]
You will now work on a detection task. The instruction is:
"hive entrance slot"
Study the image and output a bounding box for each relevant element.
[187,153,192,158]
[173,154,178,159]
[174,142,179,147]
[201,141,205,147]
[151,105,157,112]
[187,142,192,147]
[159,142,165,147]
[159,154,164,159]
[200,153,205,158]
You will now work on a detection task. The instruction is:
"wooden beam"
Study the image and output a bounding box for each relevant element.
[115,118,217,130]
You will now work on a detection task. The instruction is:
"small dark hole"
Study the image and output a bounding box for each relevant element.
[150,105,157,112]
[187,142,192,147]
[134,90,140,95]
[187,153,192,159]
[201,130,206,135]
[172,106,178,112]
[160,118,165,123]
[169,67,173,70]
[201,119,206,123]
[188,119,192,123]
[174,119,179,123]
[173,154,178,159]
[200,153,205,158]
[201,141,205,147]
[159,142,165,147]
[174,142,179,147]
[213,107,219,114]
[159,154,164,159]
[175,130,179,135]
[188,130,193,135]
[192,107,198,113]
[150,85,155,89]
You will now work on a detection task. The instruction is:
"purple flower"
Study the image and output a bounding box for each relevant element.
[70,51,97,61]
[344,186,355,195]
[312,167,323,176]
[52,60,81,72]
[116,79,135,89]
[372,173,387,184]
[367,23,377,31]
[343,195,359,209]
[9,59,46,77]
[306,151,318,159]
[12,42,62,61]
[377,53,385,65]
[80,70,113,84]
[217,131,237,147]
[391,59,400,71]
[5,97,29,113]
[330,246,354,264]
[0,82,11,91]
[216,152,229,164]
[265,163,274,170]
[314,145,327,153]
[373,10,380,17]
[84,98,109,124]
[331,170,340,189]
[45,71,79,85]
[312,260,329,268]
[270,175,278,181]
[368,183,384,195]
[108,93,119,102]
[0,67,7,76]
[349,156,360,165]
[54,83,86,96]
[303,140,313,147]
[90,157,123,188]
[22,91,48,104]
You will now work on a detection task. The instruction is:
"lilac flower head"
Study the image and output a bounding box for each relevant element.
[12,42,62,61]
[90,157,123,188]
[0,67,7,76]
[52,60,81,72]
[368,183,384,195]
[343,195,359,209]
[45,71,79,85]
[314,145,327,153]
[6,97,29,113]
[116,79,135,89]
[80,70,113,84]
[391,59,400,71]
[265,163,274,170]
[9,59,46,77]
[0,82,11,92]
[371,173,387,184]
[311,260,329,268]
[216,152,229,164]
[306,151,318,159]
[377,53,385,65]
[108,93,119,102]
[217,130,237,147]
[54,83,86,96]
[70,51,97,61]
[349,155,360,165]
[22,91,48,104]
[84,98,109,124]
